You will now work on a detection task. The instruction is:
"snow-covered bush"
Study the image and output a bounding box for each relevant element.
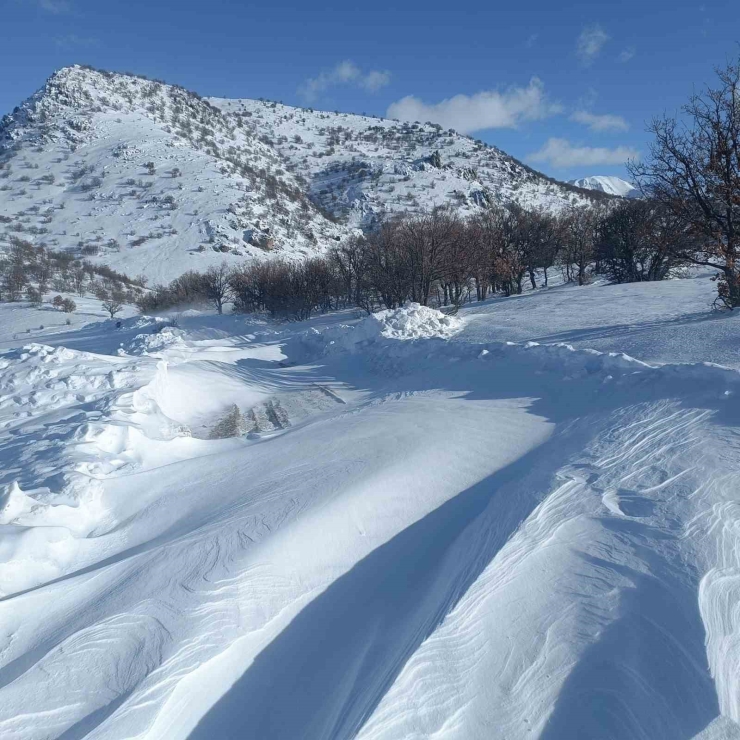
[209,404,246,439]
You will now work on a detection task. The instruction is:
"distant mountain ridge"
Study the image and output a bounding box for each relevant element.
[0,65,605,283]
[568,175,639,198]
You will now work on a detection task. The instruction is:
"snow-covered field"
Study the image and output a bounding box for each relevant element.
[2,272,740,739]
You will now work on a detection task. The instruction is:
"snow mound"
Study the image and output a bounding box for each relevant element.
[124,325,189,357]
[373,303,463,340]
[302,303,462,359]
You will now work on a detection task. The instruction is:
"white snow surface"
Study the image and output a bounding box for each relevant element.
[372,303,462,340]
[2,274,740,739]
[311,303,463,352]
[569,175,639,198]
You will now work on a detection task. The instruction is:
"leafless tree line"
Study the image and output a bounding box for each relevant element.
[138,197,689,320]
[0,236,144,307]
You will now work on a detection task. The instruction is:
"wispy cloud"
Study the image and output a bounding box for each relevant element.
[362,70,391,92]
[386,77,562,134]
[618,47,636,63]
[37,0,71,13]
[526,33,539,48]
[577,24,609,65]
[55,34,98,49]
[300,61,391,102]
[528,137,639,168]
[570,110,629,132]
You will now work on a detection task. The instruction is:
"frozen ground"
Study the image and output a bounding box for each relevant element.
[1,273,740,739]
[0,297,138,351]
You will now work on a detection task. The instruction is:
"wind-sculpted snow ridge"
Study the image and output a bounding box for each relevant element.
[0,339,198,595]
[1,306,740,739]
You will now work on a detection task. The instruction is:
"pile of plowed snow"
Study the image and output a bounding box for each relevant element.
[124,324,189,357]
[373,303,463,340]
[307,303,463,357]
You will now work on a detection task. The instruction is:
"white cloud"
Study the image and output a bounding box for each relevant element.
[363,69,392,92]
[528,138,639,168]
[577,24,609,65]
[618,47,636,63]
[526,33,539,48]
[570,110,629,132]
[55,34,98,49]
[17,0,71,12]
[386,77,562,134]
[37,0,71,13]
[300,61,391,102]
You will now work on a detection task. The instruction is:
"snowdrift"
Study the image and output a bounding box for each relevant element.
[1,290,740,740]
[303,303,462,359]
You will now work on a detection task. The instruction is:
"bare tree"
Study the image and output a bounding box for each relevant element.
[201,263,233,314]
[25,285,43,306]
[400,208,457,306]
[538,212,567,287]
[328,236,371,310]
[102,290,125,319]
[468,208,502,300]
[629,58,740,307]
[490,206,525,296]
[561,207,599,286]
[596,199,684,283]
[363,220,412,310]
[2,264,28,301]
[439,214,473,308]
[71,266,87,297]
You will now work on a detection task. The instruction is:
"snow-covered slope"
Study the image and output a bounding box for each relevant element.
[2,274,740,739]
[0,66,349,284]
[0,66,604,285]
[212,97,598,229]
[569,175,639,198]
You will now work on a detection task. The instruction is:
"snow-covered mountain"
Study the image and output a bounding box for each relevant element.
[0,66,348,284]
[0,65,601,284]
[568,175,639,198]
[211,97,598,230]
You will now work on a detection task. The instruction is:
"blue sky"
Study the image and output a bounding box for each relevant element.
[2,0,739,181]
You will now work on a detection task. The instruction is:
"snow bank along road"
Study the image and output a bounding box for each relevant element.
[1,292,740,739]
